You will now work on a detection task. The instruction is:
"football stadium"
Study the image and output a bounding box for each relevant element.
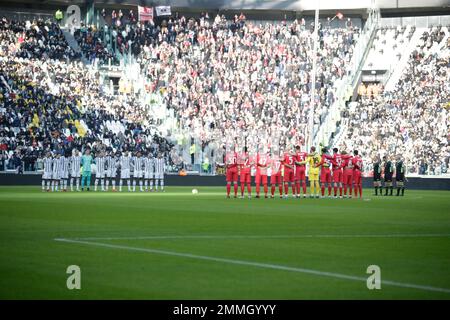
[0,0,449,306]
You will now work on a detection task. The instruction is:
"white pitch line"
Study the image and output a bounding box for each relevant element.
[63,233,450,241]
[54,238,450,294]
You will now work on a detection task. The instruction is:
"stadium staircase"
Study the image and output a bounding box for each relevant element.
[385,26,449,91]
[313,8,380,148]
[61,27,89,64]
[384,28,422,91]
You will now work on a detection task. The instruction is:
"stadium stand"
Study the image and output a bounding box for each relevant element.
[0,18,175,172]
[340,26,449,175]
[0,8,448,177]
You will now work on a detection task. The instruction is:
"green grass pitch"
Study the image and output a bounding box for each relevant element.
[0,186,449,299]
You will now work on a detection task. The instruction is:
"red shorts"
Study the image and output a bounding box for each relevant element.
[353,170,362,185]
[320,169,332,183]
[343,170,353,185]
[255,173,268,185]
[333,169,343,183]
[240,171,251,183]
[295,167,306,181]
[284,169,295,183]
[226,167,238,182]
[270,173,282,185]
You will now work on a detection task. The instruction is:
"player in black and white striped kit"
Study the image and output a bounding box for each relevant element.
[105,150,118,191]
[133,151,145,192]
[94,151,107,191]
[51,153,62,192]
[144,152,155,192]
[59,152,70,192]
[154,152,166,192]
[119,151,132,192]
[42,152,53,192]
[70,149,82,191]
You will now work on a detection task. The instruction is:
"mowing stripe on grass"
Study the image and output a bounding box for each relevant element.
[67,233,450,241]
[55,238,450,294]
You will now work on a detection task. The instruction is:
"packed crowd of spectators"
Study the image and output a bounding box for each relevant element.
[131,14,358,150]
[0,17,175,172]
[0,17,81,61]
[0,12,447,176]
[342,26,449,175]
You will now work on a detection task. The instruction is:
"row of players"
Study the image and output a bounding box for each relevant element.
[41,148,167,192]
[220,146,406,199]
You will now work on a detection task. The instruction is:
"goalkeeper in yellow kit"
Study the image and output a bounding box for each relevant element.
[298,146,321,198]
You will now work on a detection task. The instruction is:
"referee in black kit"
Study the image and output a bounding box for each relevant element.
[373,156,382,196]
[383,155,394,196]
[395,156,407,196]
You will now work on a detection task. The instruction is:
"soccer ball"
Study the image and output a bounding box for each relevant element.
[192,189,198,194]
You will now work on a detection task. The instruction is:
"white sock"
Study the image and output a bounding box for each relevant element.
[160,180,164,191]
[42,180,45,190]
[112,180,116,189]
[127,180,131,191]
[106,179,109,191]
[150,180,153,190]
[144,180,148,190]
[139,180,143,191]
[119,179,123,191]
[132,180,136,192]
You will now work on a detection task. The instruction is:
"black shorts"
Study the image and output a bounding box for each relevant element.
[373,175,381,182]
[384,175,393,182]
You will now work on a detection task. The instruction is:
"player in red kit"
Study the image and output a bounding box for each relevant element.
[238,147,252,199]
[255,148,271,198]
[352,150,363,198]
[225,148,239,198]
[294,145,308,198]
[342,151,354,198]
[316,147,333,198]
[283,148,297,198]
[324,148,345,198]
[270,150,284,198]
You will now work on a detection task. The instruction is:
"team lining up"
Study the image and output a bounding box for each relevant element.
[40,148,166,192]
[220,146,365,199]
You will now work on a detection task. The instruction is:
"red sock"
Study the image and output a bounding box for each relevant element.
[349,186,352,196]
[279,185,283,196]
[296,182,300,194]
[328,185,332,196]
[256,183,260,196]
[241,183,245,196]
[247,183,251,195]
[354,186,358,197]
[321,185,325,196]
[284,183,289,195]
[292,184,296,195]
[302,181,306,194]
[263,184,268,195]
[234,183,238,196]
[344,185,347,195]
[359,185,362,198]
[271,185,275,196]
[226,184,231,196]
[334,186,337,196]
[339,186,342,196]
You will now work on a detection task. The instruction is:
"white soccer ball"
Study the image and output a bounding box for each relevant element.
[192,189,198,194]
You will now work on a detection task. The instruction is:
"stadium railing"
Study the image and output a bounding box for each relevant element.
[313,7,380,148]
